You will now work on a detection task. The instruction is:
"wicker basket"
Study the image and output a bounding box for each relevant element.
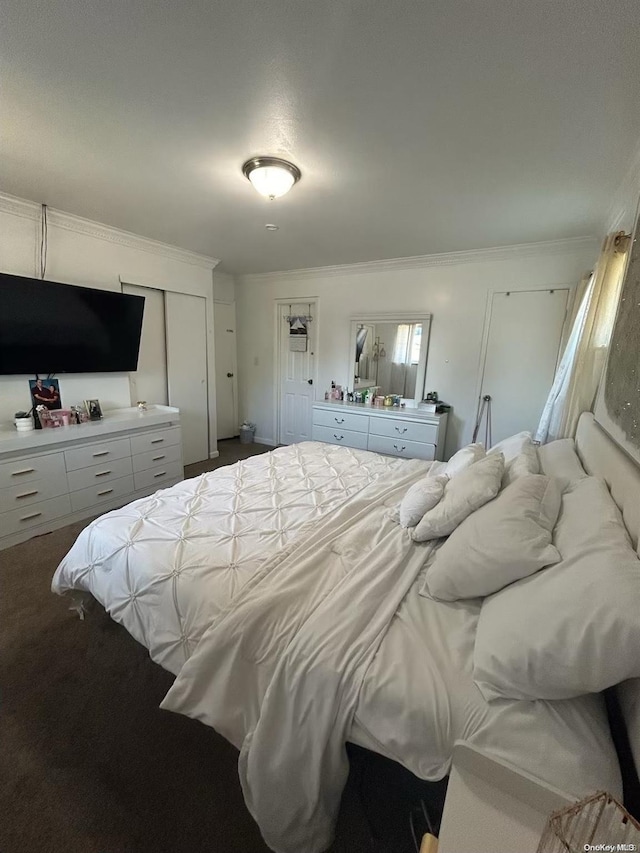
[537,791,640,852]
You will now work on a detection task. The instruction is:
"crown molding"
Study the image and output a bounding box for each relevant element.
[238,236,599,283]
[0,191,220,270]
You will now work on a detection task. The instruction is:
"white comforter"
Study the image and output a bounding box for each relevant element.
[53,442,621,853]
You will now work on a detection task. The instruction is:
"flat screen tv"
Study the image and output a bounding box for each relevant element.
[0,273,145,375]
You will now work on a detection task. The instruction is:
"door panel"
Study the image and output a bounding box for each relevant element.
[214,301,239,440]
[165,292,209,465]
[123,284,168,406]
[279,301,316,445]
[480,289,568,445]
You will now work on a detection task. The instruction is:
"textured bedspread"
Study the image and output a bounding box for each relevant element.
[52,442,429,674]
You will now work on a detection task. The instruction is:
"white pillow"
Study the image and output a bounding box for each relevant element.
[421,474,562,601]
[473,476,640,701]
[488,431,540,487]
[443,443,486,478]
[537,438,587,487]
[411,453,505,542]
[399,475,448,528]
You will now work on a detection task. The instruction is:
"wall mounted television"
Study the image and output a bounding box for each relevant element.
[0,273,145,375]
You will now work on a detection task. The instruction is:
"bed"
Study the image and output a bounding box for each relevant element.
[52,418,640,853]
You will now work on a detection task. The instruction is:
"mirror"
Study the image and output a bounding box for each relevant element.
[349,313,431,403]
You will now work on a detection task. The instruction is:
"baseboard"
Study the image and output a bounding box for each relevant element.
[209,450,220,459]
[254,436,277,447]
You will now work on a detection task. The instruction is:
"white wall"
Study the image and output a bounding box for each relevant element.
[236,240,598,457]
[0,193,219,447]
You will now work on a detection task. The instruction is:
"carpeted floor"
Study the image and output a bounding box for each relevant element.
[0,439,387,853]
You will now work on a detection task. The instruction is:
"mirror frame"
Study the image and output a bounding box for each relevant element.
[349,312,432,404]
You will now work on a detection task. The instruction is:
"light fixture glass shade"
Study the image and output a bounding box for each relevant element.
[242,157,301,199]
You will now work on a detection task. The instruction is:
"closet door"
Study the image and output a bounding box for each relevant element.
[480,289,568,445]
[122,284,168,407]
[214,301,239,440]
[165,292,209,465]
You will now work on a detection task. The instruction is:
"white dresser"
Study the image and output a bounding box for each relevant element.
[0,405,183,550]
[312,401,448,461]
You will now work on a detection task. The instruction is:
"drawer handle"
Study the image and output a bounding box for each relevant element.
[333,434,344,441]
[95,470,112,477]
[151,438,164,444]
[11,468,35,476]
[16,489,39,499]
[93,451,110,457]
[152,454,166,461]
[20,511,42,521]
[393,444,407,452]
[395,426,408,434]
[97,488,114,497]
[334,417,345,424]
[153,470,167,478]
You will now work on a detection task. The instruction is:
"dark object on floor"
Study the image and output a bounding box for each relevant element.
[605,688,640,820]
[349,744,448,852]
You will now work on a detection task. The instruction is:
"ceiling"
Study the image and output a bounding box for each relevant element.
[2,1,640,274]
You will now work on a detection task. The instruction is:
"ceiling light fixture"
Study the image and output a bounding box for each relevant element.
[242,157,301,200]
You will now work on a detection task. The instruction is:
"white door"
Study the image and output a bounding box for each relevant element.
[278,301,317,445]
[165,291,209,465]
[480,289,569,445]
[214,301,239,440]
[122,284,168,407]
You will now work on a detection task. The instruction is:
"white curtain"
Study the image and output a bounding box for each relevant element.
[536,233,629,443]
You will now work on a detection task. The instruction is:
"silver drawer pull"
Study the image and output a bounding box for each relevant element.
[395,426,408,434]
[393,444,407,452]
[11,467,35,476]
[151,438,164,444]
[97,488,114,496]
[16,489,39,499]
[94,470,111,477]
[334,417,345,424]
[333,434,344,441]
[152,454,166,461]
[20,511,42,521]
[92,450,110,457]
[153,470,167,478]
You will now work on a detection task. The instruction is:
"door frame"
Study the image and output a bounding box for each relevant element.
[473,286,571,443]
[273,296,319,446]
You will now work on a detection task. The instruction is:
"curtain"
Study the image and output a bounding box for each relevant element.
[536,233,629,443]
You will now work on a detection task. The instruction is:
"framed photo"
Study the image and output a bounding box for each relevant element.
[84,399,103,421]
[29,377,62,411]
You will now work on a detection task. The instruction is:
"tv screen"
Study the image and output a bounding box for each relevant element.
[0,273,145,375]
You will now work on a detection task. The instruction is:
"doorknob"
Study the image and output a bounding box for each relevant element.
[307,379,313,385]
[227,372,234,378]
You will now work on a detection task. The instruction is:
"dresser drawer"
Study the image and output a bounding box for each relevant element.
[132,442,182,473]
[70,475,135,513]
[312,408,369,433]
[0,452,66,490]
[134,460,183,490]
[130,427,181,456]
[0,477,68,514]
[368,434,436,461]
[312,425,369,450]
[65,438,131,472]
[369,417,439,445]
[67,455,133,492]
[2,494,72,537]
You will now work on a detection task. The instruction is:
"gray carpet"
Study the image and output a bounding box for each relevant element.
[0,439,380,853]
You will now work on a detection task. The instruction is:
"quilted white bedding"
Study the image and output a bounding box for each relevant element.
[52,442,621,853]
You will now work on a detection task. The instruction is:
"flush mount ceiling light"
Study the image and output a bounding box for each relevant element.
[242,157,301,200]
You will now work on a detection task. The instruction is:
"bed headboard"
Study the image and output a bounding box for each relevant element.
[575,412,640,554]
[574,411,640,813]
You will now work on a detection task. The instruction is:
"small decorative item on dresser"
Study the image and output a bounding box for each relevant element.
[137,401,148,412]
[84,399,103,421]
[14,410,35,432]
